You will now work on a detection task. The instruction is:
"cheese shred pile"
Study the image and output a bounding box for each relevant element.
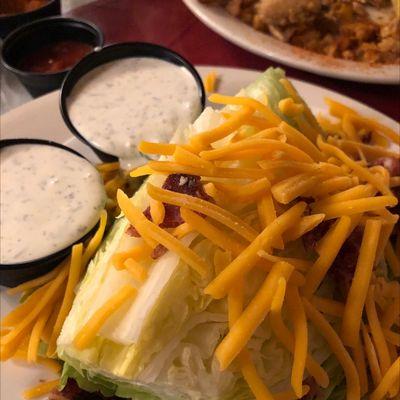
[1,81,399,400]
[120,89,399,400]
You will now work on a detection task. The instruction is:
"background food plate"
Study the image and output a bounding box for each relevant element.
[0,66,398,400]
[183,0,400,84]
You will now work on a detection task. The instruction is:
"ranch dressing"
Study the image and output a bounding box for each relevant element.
[0,144,106,264]
[67,57,202,169]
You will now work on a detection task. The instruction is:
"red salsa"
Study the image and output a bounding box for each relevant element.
[0,0,49,15]
[18,40,93,73]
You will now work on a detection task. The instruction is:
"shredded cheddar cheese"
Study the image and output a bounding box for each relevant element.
[278,121,325,161]
[204,71,217,93]
[190,106,254,149]
[147,183,258,241]
[181,208,243,255]
[385,241,400,277]
[283,214,325,242]
[96,161,120,173]
[6,265,64,296]
[370,357,400,400]
[317,136,393,195]
[2,77,399,400]
[279,98,304,117]
[1,265,68,348]
[124,258,148,283]
[23,379,60,399]
[73,285,137,350]
[362,323,383,387]
[214,177,271,203]
[149,198,165,226]
[309,176,355,197]
[311,296,344,318]
[205,203,305,299]
[215,262,294,370]
[383,329,400,346]
[118,190,208,277]
[271,173,320,204]
[303,298,361,400]
[352,337,369,396]
[381,297,400,329]
[208,93,281,125]
[341,219,382,348]
[200,138,314,163]
[286,285,308,397]
[311,184,376,206]
[270,282,329,388]
[257,193,284,248]
[365,285,392,375]
[27,304,52,363]
[145,161,273,180]
[47,243,83,357]
[239,350,275,400]
[82,210,108,267]
[174,145,214,172]
[303,216,352,298]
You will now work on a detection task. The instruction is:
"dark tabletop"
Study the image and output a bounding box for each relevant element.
[68,0,400,121]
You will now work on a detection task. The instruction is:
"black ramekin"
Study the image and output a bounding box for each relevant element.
[1,16,104,98]
[60,42,206,163]
[0,0,61,39]
[0,138,104,287]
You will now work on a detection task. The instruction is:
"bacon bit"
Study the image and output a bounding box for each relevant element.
[371,157,400,177]
[126,174,212,247]
[369,157,399,216]
[303,221,363,298]
[360,130,372,144]
[302,220,334,251]
[390,186,400,217]
[301,376,321,399]
[329,226,363,298]
[126,224,141,237]
[151,244,168,259]
[49,379,121,400]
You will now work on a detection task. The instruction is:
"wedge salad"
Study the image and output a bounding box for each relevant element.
[1,68,399,400]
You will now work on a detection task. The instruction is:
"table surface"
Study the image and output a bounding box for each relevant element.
[2,0,398,119]
[66,0,400,122]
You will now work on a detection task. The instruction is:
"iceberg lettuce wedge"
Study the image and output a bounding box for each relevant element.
[58,68,331,400]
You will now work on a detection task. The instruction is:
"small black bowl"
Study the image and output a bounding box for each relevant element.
[60,42,206,163]
[0,138,104,287]
[0,0,61,39]
[1,16,104,98]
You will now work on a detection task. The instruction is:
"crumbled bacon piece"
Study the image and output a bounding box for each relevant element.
[151,244,168,259]
[360,130,372,144]
[301,376,321,399]
[303,221,364,298]
[49,379,121,400]
[126,174,212,244]
[371,157,400,177]
[329,226,364,297]
[302,220,334,251]
[162,174,212,200]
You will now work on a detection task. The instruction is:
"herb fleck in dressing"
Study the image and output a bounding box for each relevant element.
[67,57,201,169]
[0,144,106,264]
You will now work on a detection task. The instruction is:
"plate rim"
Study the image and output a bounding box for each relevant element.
[1,64,399,400]
[183,0,400,84]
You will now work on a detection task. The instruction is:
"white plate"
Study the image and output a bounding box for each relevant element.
[0,66,398,400]
[183,0,400,84]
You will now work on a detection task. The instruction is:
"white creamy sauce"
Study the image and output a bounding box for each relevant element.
[67,57,201,169]
[0,144,106,264]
